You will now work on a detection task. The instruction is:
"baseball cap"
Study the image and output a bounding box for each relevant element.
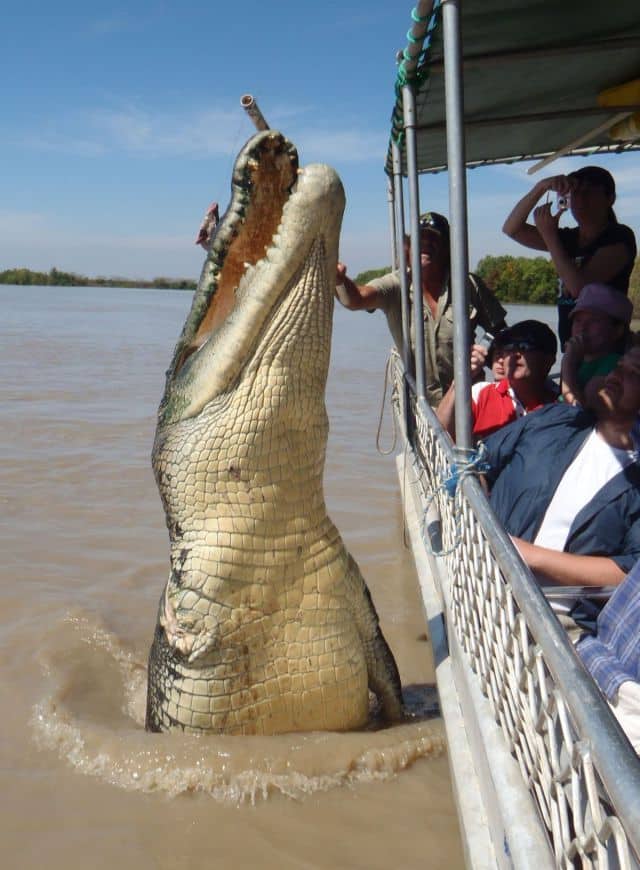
[419,211,450,243]
[568,166,616,197]
[499,320,558,356]
[570,283,633,325]
[487,328,510,365]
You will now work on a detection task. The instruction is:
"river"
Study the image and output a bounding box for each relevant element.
[2,283,483,869]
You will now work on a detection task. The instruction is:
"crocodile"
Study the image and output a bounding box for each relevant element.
[146,130,404,735]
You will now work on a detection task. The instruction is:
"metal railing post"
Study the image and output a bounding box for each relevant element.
[387,176,399,272]
[391,141,414,440]
[442,0,473,449]
[402,83,427,403]
[391,141,412,377]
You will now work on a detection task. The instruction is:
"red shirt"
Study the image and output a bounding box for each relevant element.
[472,379,553,440]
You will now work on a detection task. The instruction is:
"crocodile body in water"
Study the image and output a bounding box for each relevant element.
[146,130,403,735]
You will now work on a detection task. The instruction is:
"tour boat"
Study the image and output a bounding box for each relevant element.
[385,1,640,866]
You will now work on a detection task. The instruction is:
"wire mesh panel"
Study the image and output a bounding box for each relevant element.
[390,353,640,869]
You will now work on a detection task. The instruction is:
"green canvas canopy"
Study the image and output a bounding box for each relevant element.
[386,0,640,175]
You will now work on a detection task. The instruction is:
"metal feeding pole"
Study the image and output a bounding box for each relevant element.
[240,94,270,131]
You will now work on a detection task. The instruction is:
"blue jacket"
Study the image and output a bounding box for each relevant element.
[484,404,640,573]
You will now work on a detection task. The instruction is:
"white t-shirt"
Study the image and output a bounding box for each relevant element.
[535,429,636,551]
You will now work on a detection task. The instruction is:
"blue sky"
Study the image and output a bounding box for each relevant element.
[4,1,640,281]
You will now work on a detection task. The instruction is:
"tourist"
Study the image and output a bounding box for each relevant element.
[502,166,636,347]
[483,346,640,587]
[483,330,509,383]
[561,282,633,406]
[576,558,640,753]
[336,212,507,407]
[437,320,558,441]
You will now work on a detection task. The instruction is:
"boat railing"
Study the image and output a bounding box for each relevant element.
[390,349,640,868]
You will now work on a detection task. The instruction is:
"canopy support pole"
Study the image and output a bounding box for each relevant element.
[391,140,414,438]
[387,176,399,271]
[402,84,427,402]
[442,0,472,449]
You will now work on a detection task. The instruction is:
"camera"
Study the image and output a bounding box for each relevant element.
[556,193,570,211]
[478,331,494,351]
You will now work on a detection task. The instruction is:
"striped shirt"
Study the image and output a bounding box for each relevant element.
[577,559,640,701]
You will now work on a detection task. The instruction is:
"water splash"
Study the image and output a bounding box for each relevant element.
[32,611,446,803]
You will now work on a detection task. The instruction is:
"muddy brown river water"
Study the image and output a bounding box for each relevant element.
[1,285,464,869]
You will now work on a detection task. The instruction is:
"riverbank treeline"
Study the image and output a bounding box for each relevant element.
[5,257,640,310]
[0,267,196,291]
[356,255,640,313]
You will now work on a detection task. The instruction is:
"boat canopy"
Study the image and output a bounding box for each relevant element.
[386,0,640,176]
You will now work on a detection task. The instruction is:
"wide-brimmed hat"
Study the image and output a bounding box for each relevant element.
[498,320,558,357]
[570,283,633,325]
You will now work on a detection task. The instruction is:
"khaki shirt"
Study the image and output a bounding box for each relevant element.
[369,270,506,407]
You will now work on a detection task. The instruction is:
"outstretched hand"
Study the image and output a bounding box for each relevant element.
[335,262,357,308]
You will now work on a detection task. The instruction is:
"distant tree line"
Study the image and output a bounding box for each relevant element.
[5,258,640,315]
[357,255,640,316]
[475,255,558,304]
[354,267,390,285]
[0,267,196,291]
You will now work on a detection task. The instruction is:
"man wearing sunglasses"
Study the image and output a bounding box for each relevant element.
[437,319,559,441]
[335,211,507,408]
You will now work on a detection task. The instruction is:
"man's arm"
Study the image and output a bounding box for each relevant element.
[436,344,488,440]
[436,383,457,439]
[335,263,386,311]
[511,537,626,587]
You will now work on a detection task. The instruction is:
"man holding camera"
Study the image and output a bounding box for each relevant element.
[436,319,559,441]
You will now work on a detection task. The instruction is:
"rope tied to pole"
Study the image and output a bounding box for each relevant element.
[442,443,491,497]
[387,0,442,155]
[421,443,491,556]
[411,6,430,24]
[375,352,399,456]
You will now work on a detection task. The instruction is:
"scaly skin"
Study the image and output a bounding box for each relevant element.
[146,130,403,734]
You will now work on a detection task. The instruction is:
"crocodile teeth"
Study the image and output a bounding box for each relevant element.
[265,247,283,264]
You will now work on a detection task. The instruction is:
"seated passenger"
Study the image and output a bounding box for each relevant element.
[576,558,640,753]
[437,320,558,441]
[561,282,633,406]
[483,346,640,588]
[335,211,507,407]
[467,331,509,406]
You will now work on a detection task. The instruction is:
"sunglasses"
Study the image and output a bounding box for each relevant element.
[419,214,448,234]
[502,340,539,354]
